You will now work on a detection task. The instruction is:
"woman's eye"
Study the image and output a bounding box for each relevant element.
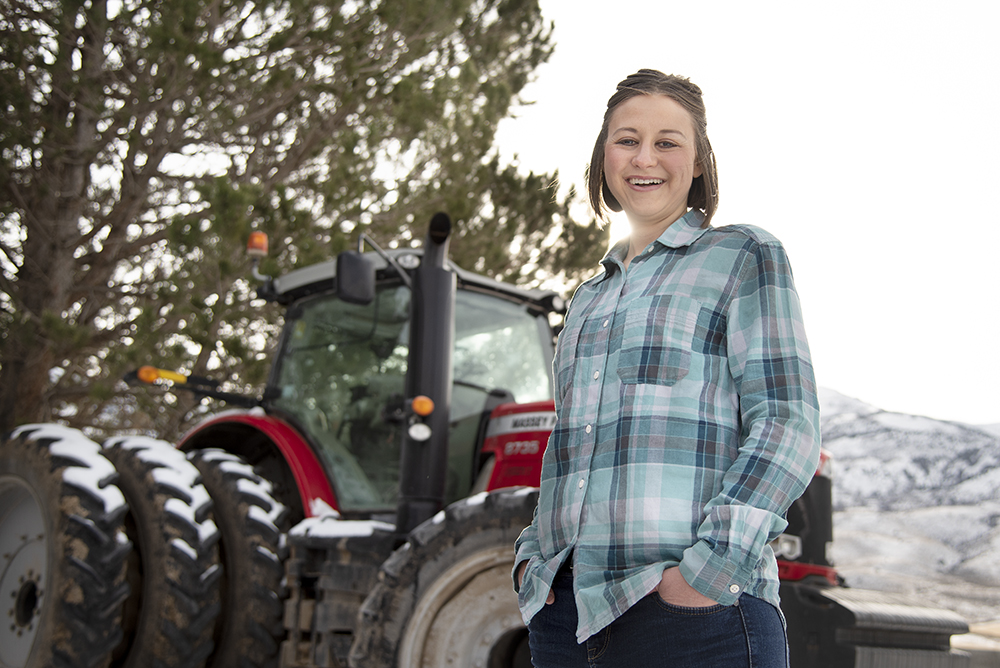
[616,138,637,146]
[657,140,678,149]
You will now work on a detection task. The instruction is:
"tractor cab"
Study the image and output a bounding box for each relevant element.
[256,232,562,519]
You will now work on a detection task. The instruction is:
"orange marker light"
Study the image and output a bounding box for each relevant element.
[247,231,269,258]
[136,366,188,384]
[411,395,434,416]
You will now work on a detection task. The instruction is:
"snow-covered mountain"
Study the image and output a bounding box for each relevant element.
[819,388,1000,623]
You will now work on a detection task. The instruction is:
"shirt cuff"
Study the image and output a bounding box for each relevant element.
[512,541,537,593]
[512,558,526,593]
[678,540,755,606]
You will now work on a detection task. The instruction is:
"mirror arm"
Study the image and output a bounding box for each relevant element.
[356,232,413,290]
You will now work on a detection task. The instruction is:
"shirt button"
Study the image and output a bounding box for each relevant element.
[585,425,592,434]
[729,584,740,594]
[578,479,585,488]
[593,371,600,380]
[602,319,609,327]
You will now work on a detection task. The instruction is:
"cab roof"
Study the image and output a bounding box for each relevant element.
[262,248,566,315]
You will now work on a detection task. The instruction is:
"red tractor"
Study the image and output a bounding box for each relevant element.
[0,215,971,668]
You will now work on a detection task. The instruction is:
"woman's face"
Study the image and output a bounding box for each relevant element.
[604,94,702,232]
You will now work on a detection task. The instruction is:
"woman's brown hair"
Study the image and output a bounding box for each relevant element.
[588,70,718,228]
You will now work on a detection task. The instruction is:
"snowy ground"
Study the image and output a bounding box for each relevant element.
[819,389,1000,627]
[833,506,1000,624]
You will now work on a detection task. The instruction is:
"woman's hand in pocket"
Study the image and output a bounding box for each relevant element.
[656,567,718,608]
[517,561,555,605]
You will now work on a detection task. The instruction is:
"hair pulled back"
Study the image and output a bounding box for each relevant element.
[588,70,718,227]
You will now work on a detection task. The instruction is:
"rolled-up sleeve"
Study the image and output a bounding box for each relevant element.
[680,239,821,605]
[513,506,541,592]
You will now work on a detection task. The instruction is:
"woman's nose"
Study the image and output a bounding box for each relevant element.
[632,143,656,168]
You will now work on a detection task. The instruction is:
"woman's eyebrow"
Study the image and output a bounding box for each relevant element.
[610,127,688,138]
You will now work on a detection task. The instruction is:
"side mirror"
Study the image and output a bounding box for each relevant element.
[336,251,376,305]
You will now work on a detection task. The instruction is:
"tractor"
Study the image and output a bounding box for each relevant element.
[0,214,973,667]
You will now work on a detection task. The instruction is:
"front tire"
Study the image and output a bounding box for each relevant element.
[0,424,130,668]
[349,488,537,668]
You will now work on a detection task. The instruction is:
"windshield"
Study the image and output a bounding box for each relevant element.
[270,283,553,512]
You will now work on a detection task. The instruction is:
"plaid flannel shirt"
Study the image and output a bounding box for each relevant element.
[514,209,821,642]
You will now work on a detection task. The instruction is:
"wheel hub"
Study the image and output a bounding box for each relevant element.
[1,476,49,667]
[15,577,40,627]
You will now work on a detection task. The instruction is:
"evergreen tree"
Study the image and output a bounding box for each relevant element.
[0,0,607,437]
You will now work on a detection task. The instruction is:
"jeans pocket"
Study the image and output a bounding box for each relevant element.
[651,593,729,616]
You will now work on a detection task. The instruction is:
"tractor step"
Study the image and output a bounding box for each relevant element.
[280,517,398,668]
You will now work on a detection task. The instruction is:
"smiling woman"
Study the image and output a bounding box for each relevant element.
[513,70,820,668]
[587,70,719,234]
[602,95,703,264]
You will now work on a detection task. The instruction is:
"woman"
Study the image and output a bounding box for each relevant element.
[513,70,821,667]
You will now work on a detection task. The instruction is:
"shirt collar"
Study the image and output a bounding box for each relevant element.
[655,209,709,248]
[600,209,709,274]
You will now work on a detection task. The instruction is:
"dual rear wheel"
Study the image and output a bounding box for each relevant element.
[0,425,130,668]
[2,426,537,668]
[0,428,287,668]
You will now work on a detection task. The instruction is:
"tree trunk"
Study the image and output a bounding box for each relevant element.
[0,322,55,433]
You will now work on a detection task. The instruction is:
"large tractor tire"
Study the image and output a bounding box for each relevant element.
[350,488,537,668]
[188,449,288,668]
[101,436,221,668]
[0,424,130,668]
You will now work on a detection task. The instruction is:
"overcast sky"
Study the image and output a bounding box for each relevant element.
[495,0,999,426]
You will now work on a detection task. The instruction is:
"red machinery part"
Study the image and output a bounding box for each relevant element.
[179,411,338,517]
[479,400,555,490]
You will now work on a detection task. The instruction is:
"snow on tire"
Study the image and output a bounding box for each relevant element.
[187,449,288,668]
[349,487,538,668]
[0,424,130,668]
[101,436,222,668]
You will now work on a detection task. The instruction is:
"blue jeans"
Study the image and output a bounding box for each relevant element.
[527,572,788,668]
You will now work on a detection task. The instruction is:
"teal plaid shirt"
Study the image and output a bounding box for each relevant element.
[514,210,821,642]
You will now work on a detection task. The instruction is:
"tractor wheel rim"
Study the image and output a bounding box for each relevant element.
[0,476,49,668]
[399,546,525,668]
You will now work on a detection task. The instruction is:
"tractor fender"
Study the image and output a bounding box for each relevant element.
[178,409,338,517]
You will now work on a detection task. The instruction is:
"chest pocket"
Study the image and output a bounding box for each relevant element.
[616,294,701,386]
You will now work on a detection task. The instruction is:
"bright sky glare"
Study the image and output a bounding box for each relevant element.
[495,0,1000,426]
